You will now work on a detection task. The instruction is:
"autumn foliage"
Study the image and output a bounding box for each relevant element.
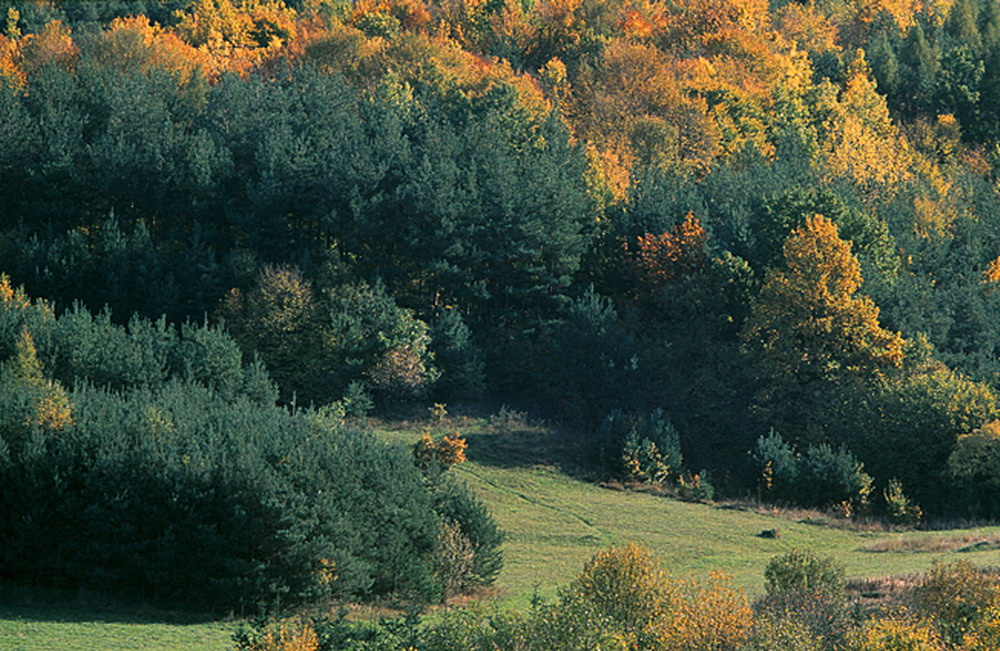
[627,212,708,294]
[415,431,468,468]
[6,0,1000,619]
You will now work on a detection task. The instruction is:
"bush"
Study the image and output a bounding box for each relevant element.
[233,616,321,651]
[419,606,535,651]
[431,477,505,588]
[677,470,715,502]
[221,273,438,407]
[949,421,1000,517]
[749,431,872,512]
[745,614,823,651]
[883,479,923,526]
[754,585,849,648]
[300,611,423,651]
[845,615,943,651]
[914,561,1000,644]
[563,543,751,650]
[564,542,675,641]
[765,550,845,600]
[431,522,476,599]
[964,599,1000,650]
[619,409,683,485]
[799,443,872,510]
[751,429,800,501]
[0,284,469,611]
[0,316,506,612]
[325,280,438,405]
[414,431,468,471]
[659,570,751,650]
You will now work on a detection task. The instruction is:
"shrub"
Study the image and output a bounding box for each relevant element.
[744,614,823,651]
[765,550,845,600]
[431,477,505,588]
[0,380,447,611]
[325,280,438,405]
[487,405,531,433]
[221,273,438,407]
[754,585,849,648]
[677,470,715,502]
[233,616,321,651]
[964,599,1000,650]
[949,421,1000,517]
[883,479,923,526]
[563,543,751,650]
[799,442,872,510]
[914,561,1000,644]
[622,431,665,484]
[414,431,468,470]
[846,615,943,651]
[563,542,676,645]
[419,606,535,650]
[750,432,872,512]
[431,522,476,599]
[610,409,683,484]
[659,570,752,650]
[752,429,800,501]
[297,611,423,651]
[949,421,1000,488]
[524,599,626,651]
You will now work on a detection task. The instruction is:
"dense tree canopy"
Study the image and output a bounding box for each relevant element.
[4,0,1000,534]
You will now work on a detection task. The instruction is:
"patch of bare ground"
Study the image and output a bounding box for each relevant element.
[846,574,922,610]
[847,566,1000,614]
[862,534,1000,553]
[713,500,894,533]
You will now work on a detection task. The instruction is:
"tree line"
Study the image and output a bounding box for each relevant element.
[2,0,1000,546]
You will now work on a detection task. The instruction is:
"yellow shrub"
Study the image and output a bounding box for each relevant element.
[243,617,319,651]
[658,571,752,650]
[414,431,467,468]
[566,544,752,650]
[567,542,678,640]
[964,599,1000,650]
[846,615,943,650]
[914,561,1000,643]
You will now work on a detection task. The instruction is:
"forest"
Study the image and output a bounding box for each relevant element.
[3,0,1000,647]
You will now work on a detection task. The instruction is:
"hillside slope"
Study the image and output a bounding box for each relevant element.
[386,420,1000,605]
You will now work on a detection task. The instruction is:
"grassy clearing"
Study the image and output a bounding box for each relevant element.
[8,415,1000,647]
[380,418,1000,608]
[0,604,232,650]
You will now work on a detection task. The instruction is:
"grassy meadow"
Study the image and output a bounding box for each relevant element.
[0,604,233,650]
[381,417,1000,606]
[5,415,1000,647]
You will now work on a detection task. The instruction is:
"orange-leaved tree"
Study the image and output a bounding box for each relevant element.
[625,212,707,301]
[743,214,904,441]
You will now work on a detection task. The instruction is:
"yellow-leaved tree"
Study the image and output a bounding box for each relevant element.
[743,214,905,440]
[820,50,913,192]
[562,543,752,650]
[0,328,73,447]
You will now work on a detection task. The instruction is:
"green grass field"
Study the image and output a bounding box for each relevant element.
[5,416,1000,647]
[398,419,1000,607]
[0,604,233,650]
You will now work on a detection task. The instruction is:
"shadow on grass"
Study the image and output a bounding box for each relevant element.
[0,585,225,626]
[461,425,599,481]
